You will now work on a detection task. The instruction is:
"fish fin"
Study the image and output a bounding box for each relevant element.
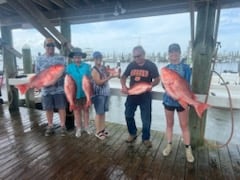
[16,84,29,94]
[178,99,188,109]
[195,103,210,118]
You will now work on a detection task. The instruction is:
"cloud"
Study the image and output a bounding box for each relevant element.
[9,7,240,57]
[71,13,191,54]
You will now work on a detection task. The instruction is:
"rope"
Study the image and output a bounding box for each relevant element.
[202,42,235,148]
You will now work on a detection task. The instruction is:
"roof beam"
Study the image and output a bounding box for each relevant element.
[63,0,81,9]
[7,0,61,48]
[16,0,70,47]
[32,0,54,11]
[0,4,15,13]
[0,0,6,4]
[83,0,93,7]
[50,0,69,8]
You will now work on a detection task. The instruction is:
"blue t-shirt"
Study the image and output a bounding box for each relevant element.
[35,54,66,96]
[66,62,91,99]
[162,62,191,107]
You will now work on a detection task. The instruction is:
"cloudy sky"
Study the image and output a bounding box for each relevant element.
[11,7,240,57]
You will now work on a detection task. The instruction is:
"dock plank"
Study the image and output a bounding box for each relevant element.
[0,106,239,179]
[228,144,240,179]
[158,135,181,179]
[219,145,235,180]
[208,143,224,180]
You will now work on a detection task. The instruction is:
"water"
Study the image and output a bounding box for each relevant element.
[214,62,239,73]
[2,57,238,75]
[88,61,239,76]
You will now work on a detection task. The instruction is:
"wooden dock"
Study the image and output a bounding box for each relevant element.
[0,105,240,180]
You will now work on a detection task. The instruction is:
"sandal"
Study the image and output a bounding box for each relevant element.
[102,129,109,137]
[95,131,106,140]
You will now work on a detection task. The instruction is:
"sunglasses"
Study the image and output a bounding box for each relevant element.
[133,54,142,59]
[46,43,55,47]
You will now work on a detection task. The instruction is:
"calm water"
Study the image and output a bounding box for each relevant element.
[6,59,239,74]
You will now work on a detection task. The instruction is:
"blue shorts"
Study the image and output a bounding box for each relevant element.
[92,95,109,115]
[42,94,66,110]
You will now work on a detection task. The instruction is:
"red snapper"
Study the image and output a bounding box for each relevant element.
[160,67,209,118]
[16,64,65,94]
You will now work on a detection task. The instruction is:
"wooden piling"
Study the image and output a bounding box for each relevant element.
[22,45,35,108]
[1,26,19,112]
[60,20,71,57]
[189,2,217,147]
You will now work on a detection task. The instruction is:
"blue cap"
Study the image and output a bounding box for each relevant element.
[93,51,103,59]
[168,43,181,53]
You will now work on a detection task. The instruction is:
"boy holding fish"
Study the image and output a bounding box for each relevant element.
[120,45,160,148]
[161,43,195,163]
[65,48,92,138]
[35,38,67,137]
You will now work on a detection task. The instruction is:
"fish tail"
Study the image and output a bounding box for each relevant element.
[195,103,210,118]
[16,84,29,94]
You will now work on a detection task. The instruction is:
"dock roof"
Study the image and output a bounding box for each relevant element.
[0,0,240,28]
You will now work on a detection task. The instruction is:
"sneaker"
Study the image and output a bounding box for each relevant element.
[75,128,81,138]
[143,140,152,148]
[186,146,195,163]
[125,135,137,143]
[163,143,172,156]
[60,127,67,136]
[95,131,106,140]
[45,126,54,136]
[84,127,92,135]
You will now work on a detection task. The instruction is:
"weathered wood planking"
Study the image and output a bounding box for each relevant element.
[0,105,239,179]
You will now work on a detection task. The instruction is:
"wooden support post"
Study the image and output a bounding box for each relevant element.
[60,20,71,57]
[22,45,35,108]
[60,20,75,130]
[1,26,19,112]
[189,2,216,148]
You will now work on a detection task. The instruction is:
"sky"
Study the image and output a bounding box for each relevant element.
[10,7,240,57]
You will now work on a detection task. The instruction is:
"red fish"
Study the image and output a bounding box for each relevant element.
[82,75,93,108]
[127,82,152,95]
[64,74,76,111]
[106,67,120,77]
[160,67,209,118]
[16,64,65,94]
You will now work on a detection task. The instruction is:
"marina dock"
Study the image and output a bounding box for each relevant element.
[0,105,240,179]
